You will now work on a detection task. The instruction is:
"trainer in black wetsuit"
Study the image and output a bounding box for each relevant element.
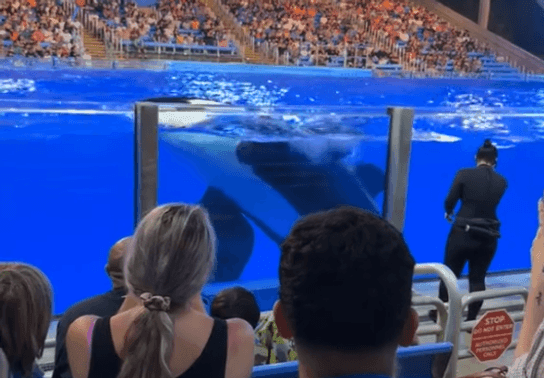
[432,139,507,323]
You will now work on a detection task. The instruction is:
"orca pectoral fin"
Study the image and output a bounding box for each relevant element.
[200,186,255,283]
[240,211,286,246]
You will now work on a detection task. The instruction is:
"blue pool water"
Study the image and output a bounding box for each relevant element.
[1,63,544,314]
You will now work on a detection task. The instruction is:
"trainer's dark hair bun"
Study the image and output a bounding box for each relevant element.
[477,139,498,165]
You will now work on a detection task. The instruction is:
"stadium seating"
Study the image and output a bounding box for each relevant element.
[85,0,235,56]
[221,0,516,73]
[0,0,83,58]
[120,40,236,55]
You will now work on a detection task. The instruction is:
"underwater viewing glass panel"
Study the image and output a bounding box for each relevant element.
[134,103,414,283]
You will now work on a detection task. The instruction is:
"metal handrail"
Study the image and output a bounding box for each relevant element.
[414,263,461,378]
[412,295,449,340]
[457,286,529,360]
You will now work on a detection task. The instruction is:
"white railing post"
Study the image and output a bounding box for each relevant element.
[414,264,461,378]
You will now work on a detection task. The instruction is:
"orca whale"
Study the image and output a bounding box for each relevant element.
[148,98,386,282]
[145,97,224,105]
[145,97,240,129]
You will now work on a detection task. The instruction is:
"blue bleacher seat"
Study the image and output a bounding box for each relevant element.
[121,40,236,54]
[253,362,298,378]
[297,56,312,67]
[252,342,453,378]
[375,64,403,72]
[1,40,50,49]
[327,59,344,68]
[179,29,201,35]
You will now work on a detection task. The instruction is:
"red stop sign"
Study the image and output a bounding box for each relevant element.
[470,310,514,362]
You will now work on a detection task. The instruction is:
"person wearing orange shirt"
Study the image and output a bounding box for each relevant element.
[382,0,393,11]
[32,29,45,43]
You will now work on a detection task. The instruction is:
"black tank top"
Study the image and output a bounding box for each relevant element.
[88,316,228,378]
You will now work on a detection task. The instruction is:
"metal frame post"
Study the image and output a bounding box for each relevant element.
[134,102,159,228]
[383,107,414,232]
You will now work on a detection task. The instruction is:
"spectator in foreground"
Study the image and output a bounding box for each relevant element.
[52,237,131,378]
[503,191,544,377]
[272,206,419,378]
[66,204,255,378]
[254,315,296,366]
[210,286,261,329]
[210,286,292,367]
[0,263,53,378]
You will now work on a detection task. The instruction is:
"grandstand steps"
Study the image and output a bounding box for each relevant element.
[82,31,106,60]
[243,46,275,65]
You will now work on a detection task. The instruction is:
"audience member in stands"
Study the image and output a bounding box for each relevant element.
[66,204,255,378]
[209,286,296,366]
[0,0,84,58]
[272,206,418,378]
[210,286,261,329]
[223,0,495,72]
[254,313,297,366]
[0,263,53,378]
[84,0,229,50]
[52,237,131,378]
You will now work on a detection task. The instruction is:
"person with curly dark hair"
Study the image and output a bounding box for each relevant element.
[272,206,418,378]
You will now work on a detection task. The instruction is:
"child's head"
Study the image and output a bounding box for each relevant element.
[210,286,261,329]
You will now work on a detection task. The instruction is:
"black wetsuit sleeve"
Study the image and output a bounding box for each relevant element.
[445,171,463,215]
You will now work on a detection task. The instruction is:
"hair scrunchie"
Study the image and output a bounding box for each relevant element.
[140,292,171,312]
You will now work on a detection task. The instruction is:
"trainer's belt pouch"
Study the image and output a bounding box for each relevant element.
[455,217,501,239]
